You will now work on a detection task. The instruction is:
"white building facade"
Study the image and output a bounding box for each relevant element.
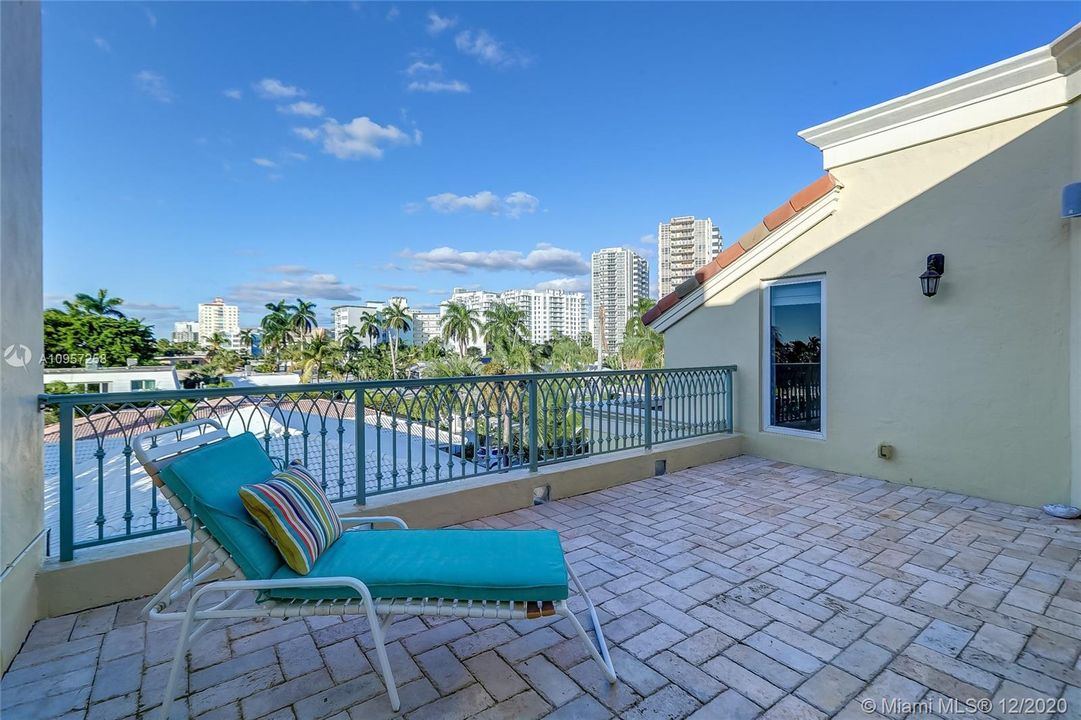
[658,216,722,296]
[502,289,588,344]
[410,310,443,347]
[197,298,241,349]
[171,321,199,345]
[332,298,413,345]
[44,366,180,393]
[591,247,649,358]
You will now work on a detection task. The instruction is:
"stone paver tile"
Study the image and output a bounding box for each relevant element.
[759,695,827,720]
[990,680,1057,720]
[646,651,724,703]
[621,684,700,720]
[763,620,840,661]
[70,605,119,640]
[623,623,686,660]
[471,690,551,720]
[723,642,804,690]
[19,614,76,652]
[832,638,894,681]
[744,630,823,673]
[566,656,640,713]
[914,619,976,658]
[686,689,760,720]
[670,628,733,665]
[187,664,283,716]
[465,650,528,702]
[229,619,309,655]
[812,614,871,648]
[864,617,921,652]
[543,693,612,720]
[1002,586,1053,613]
[642,600,706,635]
[404,683,494,720]
[87,691,138,720]
[99,623,145,662]
[292,672,385,719]
[449,624,519,660]
[402,619,473,655]
[968,622,1028,663]
[275,632,324,680]
[415,645,474,695]
[796,664,865,713]
[1024,627,1081,665]
[859,669,928,720]
[189,646,277,693]
[956,584,1006,610]
[4,687,92,720]
[239,668,333,719]
[346,677,440,720]
[910,581,963,607]
[605,647,667,698]
[496,627,563,664]
[90,653,142,703]
[516,655,580,706]
[8,634,102,671]
[703,654,785,708]
[322,638,373,684]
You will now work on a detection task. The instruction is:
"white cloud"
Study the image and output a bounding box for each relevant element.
[252,157,278,168]
[377,283,419,292]
[406,243,589,275]
[284,151,307,161]
[408,79,470,94]
[402,201,424,214]
[265,264,310,274]
[93,36,111,52]
[386,5,400,21]
[639,233,655,245]
[405,60,442,76]
[231,271,361,305]
[428,191,501,214]
[317,116,417,160]
[424,190,538,217]
[535,277,589,293]
[455,29,527,68]
[144,8,157,28]
[134,70,175,103]
[426,11,457,35]
[223,88,243,100]
[292,127,320,141]
[503,192,539,218]
[254,78,304,99]
[277,101,325,117]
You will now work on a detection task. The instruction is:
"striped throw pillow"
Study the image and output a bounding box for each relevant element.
[239,464,343,575]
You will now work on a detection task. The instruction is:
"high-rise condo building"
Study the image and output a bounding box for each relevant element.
[331,298,414,346]
[410,310,443,347]
[591,248,649,358]
[197,298,241,349]
[658,216,722,296]
[171,321,199,345]
[501,289,588,344]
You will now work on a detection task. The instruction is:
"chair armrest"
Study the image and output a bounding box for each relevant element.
[342,516,409,530]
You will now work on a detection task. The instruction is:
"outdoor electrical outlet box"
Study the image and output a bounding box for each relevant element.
[878,443,894,460]
[655,459,667,476]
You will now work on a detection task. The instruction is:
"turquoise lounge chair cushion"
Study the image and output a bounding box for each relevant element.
[159,432,283,581]
[267,528,569,602]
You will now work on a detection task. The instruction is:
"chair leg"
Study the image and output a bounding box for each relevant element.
[367,606,400,711]
[160,599,199,720]
[564,562,618,683]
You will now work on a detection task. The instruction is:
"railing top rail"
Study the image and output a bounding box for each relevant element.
[39,365,737,406]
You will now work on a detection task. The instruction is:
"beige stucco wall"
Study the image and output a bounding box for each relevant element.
[0,0,42,671]
[36,434,742,618]
[665,107,1074,506]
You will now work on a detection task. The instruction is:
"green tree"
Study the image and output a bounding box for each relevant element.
[44,307,156,368]
[238,329,254,357]
[291,299,318,342]
[482,302,528,355]
[357,311,382,349]
[423,355,482,378]
[298,329,341,382]
[206,332,228,355]
[620,298,663,369]
[382,300,412,379]
[440,302,481,357]
[260,300,293,360]
[63,288,126,318]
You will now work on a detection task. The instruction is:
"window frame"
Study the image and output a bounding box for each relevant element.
[761,275,827,440]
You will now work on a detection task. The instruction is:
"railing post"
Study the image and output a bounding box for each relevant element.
[528,378,538,472]
[643,373,653,451]
[724,368,734,433]
[59,402,74,561]
[355,389,366,504]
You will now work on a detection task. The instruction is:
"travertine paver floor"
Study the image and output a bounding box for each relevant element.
[6,455,1081,719]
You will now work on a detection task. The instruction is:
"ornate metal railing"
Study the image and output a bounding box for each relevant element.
[40,366,735,560]
[772,362,820,427]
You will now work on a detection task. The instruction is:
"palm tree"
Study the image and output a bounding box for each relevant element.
[423,355,482,378]
[291,299,318,343]
[64,288,126,318]
[440,302,481,357]
[357,311,382,349]
[482,303,528,354]
[260,300,293,359]
[238,329,254,357]
[206,332,228,355]
[298,329,340,382]
[382,300,412,379]
[338,326,360,373]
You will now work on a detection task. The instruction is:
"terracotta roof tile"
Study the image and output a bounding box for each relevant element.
[763,200,797,231]
[737,222,769,251]
[643,173,839,327]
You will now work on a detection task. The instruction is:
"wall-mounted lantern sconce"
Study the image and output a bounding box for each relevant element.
[919,254,945,297]
[1063,182,1081,218]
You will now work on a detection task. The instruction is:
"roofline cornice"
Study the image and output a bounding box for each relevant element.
[799,22,1081,170]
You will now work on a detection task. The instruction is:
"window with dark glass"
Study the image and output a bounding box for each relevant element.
[767,280,823,433]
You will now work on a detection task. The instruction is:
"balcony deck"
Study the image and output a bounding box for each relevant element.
[5,455,1081,719]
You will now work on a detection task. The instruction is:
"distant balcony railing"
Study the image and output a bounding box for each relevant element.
[772,362,821,427]
[40,366,736,560]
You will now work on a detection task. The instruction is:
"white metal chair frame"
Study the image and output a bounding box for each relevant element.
[132,419,616,719]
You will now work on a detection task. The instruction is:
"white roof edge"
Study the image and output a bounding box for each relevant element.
[798,23,1081,168]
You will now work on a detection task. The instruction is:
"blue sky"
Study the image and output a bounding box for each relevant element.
[43,2,1078,332]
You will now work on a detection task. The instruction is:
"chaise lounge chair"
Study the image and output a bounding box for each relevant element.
[133,419,617,719]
